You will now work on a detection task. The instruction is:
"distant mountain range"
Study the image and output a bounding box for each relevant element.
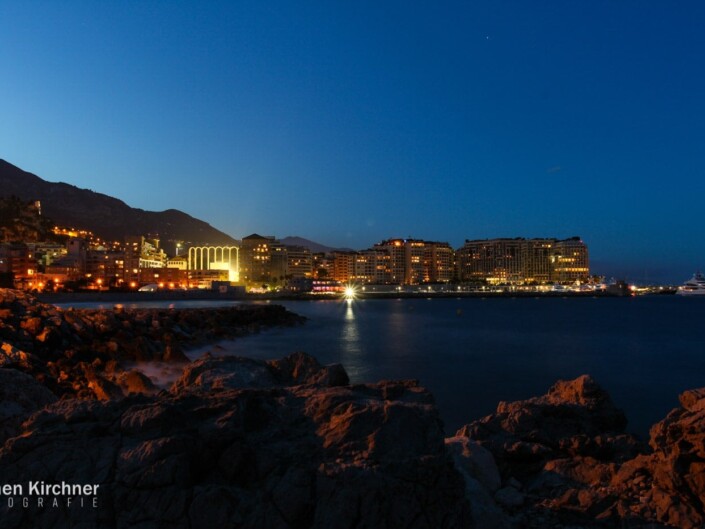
[0,159,236,253]
[279,236,353,254]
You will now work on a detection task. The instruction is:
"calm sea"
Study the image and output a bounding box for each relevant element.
[58,296,705,438]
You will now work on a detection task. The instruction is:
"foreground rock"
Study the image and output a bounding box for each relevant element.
[453,375,705,529]
[0,353,471,529]
[0,369,57,444]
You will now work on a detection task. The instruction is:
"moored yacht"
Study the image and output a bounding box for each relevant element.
[676,272,705,296]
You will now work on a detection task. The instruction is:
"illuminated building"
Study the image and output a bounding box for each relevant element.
[187,245,239,282]
[551,237,590,283]
[285,245,313,279]
[28,242,66,268]
[312,252,332,279]
[123,236,167,285]
[187,269,229,289]
[240,234,274,283]
[353,248,388,284]
[373,239,452,285]
[456,237,589,284]
[138,267,189,287]
[166,256,188,270]
[331,251,356,282]
[85,248,125,287]
[423,242,455,283]
[239,235,313,287]
[0,243,35,288]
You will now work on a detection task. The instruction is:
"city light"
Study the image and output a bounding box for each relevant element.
[343,285,357,300]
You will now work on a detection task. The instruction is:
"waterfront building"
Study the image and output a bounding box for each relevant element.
[27,242,66,268]
[85,248,125,287]
[373,238,453,285]
[186,245,239,282]
[123,236,167,284]
[284,245,313,279]
[456,237,589,284]
[312,252,332,280]
[138,267,189,288]
[0,243,35,288]
[187,269,229,289]
[353,248,388,284]
[423,242,455,283]
[331,251,356,283]
[166,256,188,270]
[551,237,590,283]
[239,234,276,284]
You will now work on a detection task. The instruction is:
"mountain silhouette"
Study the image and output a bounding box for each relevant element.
[0,159,236,253]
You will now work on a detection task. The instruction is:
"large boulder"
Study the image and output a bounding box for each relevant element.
[171,351,349,393]
[0,369,470,528]
[452,376,649,528]
[0,368,57,443]
[456,375,639,478]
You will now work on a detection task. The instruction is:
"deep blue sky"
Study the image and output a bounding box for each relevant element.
[2,2,704,283]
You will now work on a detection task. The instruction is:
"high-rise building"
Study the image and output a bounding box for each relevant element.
[285,245,313,279]
[372,238,454,285]
[423,242,455,283]
[456,237,589,284]
[240,234,277,284]
[331,251,356,283]
[551,237,589,283]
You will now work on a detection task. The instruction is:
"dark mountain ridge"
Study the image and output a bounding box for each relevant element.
[0,159,236,252]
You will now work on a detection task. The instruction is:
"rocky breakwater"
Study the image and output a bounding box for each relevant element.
[450,375,705,528]
[0,288,304,400]
[0,352,471,528]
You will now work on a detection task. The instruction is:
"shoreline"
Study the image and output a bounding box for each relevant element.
[36,288,653,305]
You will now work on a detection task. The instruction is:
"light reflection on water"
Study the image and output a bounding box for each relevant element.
[339,300,363,378]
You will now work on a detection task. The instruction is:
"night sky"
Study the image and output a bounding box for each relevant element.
[2,2,704,283]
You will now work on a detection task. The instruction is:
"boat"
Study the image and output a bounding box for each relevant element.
[676,272,705,296]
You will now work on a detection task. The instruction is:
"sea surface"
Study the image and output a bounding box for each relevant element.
[57,296,705,437]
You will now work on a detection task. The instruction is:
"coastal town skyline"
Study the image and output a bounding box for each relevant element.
[3,3,705,283]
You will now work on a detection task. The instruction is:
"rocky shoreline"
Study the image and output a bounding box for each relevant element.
[0,289,703,528]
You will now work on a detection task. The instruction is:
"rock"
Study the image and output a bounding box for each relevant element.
[0,342,37,369]
[84,370,124,400]
[494,486,525,508]
[171,352,349,393]
[20,316,43,335]
[678,388,705,412]
[446,435,502,492]
[456,375,637,478]
[0,368,57,443]
[115,370,158,396]
[171,354,279,392]
[268,351,349,387]
[0,374,471,528]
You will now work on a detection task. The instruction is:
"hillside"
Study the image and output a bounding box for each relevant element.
[0,196,57,243]
[0,160,236,252]
[280,236,353,254]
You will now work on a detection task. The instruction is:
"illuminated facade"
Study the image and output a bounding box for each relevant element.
[187,245,240,282]
[373,239,453,285]
[353,248,388,284]
[0,243,35,288]
[331,251,355,283]
[456,237,589,284]
[551,237,590,283]
[423,242,455,283]
[239,234,279,285]
[285,245,313,279]
[124,236,167,284]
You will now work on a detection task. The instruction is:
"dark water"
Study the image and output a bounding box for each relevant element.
[197,296,705,438]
